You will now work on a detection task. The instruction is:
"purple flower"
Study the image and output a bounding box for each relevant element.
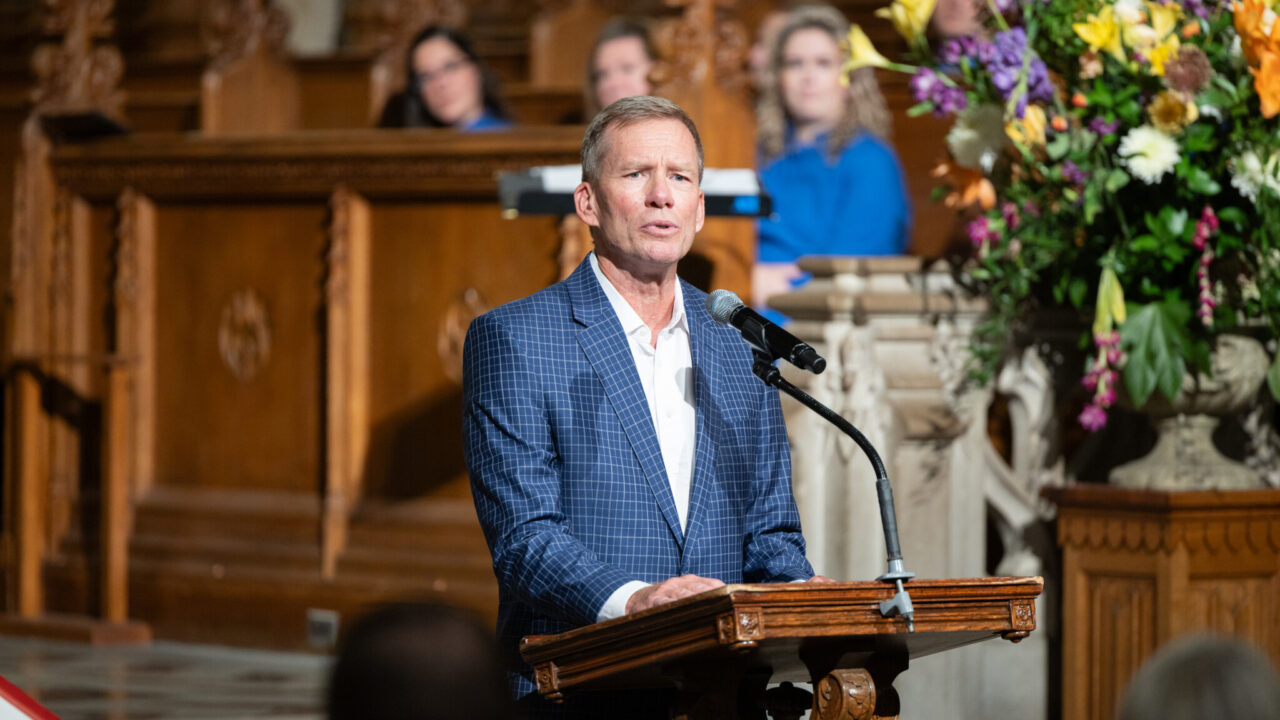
[1078,403,1108,432]
[910,68,942,104]
[910,68,968,117]
[967,216,997,246]
[985,28,1054,118]
[1089,117,1120,136]
[1183,0,1211,18]
[1001,202,1020,230]
[936,86,968,115]
[1061,161,1089,186]
[939,36,980,65]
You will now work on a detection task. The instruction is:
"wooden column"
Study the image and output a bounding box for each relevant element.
[100,361,130,623]
[13,369,45,619]
[1047,485,1280,720]
[322,186,371,579]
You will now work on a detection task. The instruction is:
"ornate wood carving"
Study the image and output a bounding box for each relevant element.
[1060,510,1280,555]
[112,186,156,498]
[30,0,124,117]
[533,661,562,700]
[715,607,763,650]
[813,669,876,720]
[437,288,488,386]
[651,0,750,100]
[201,0,290,71]
[217,288,272,382]
[114,187,138,306]
[322,185,371,578]
[1049,485,1280,720]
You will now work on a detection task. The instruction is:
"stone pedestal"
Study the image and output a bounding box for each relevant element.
[772,256,1051,720]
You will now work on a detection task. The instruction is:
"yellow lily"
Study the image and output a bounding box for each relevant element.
[875,0,938,44]
[842,25,891,82]
[1005,105,1047,148]
[1074,5,1126,62]
[1146,1,1183,38]
[1093,266,1127,338]
[1147,34,1180,76]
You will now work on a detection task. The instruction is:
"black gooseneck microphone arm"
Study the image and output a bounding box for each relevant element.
[750,351,916,631]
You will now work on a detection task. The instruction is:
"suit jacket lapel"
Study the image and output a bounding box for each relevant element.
[682,280,719,554]
[567,259,685,548]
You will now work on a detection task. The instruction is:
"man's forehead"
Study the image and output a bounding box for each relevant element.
[600,118,697,163]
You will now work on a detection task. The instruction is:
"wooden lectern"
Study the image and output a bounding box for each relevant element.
[521,577,1043,719]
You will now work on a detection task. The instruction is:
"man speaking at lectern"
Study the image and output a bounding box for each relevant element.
[463,96,823,712]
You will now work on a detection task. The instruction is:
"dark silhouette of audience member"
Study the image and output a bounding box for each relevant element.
[328,601,514,720]
[1117,634,1280,720]
[377,26,511,131]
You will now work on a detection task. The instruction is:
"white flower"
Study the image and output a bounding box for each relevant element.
[1228,150,1280,203]
[1118,125,1180,184]
[1114,0,1145,26]
[1231,151,1264,201]
[947,104,1007,172]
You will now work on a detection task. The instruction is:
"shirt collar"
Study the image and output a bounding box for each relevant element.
[588,252,686,340]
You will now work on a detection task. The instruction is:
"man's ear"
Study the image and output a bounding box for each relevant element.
[574,182,600,228]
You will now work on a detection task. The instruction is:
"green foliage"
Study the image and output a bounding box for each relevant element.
[885,0,1280,424]
[1119,301,1191,407]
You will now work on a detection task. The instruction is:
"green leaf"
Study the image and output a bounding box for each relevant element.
[1218,206,1247,228]
[1184,165,1221,195]
[1047,131,1072,160]
[907,101,935,118]
[1084,185,1102,224]
[1069,276,1088,308]
[1269,353,1280,401]
[1183,123,1217,152]
[1104,169,1130,193]
[1119,301,1191,408]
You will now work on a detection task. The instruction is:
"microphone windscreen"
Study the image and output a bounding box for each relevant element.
[706,289,744,325]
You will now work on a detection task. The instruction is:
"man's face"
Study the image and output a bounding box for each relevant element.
[575,119,705,277]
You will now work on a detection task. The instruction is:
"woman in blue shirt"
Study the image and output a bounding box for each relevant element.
[754,5,910,314]
[378,26,511,131]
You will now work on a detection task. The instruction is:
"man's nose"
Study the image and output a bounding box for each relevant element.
[646,174,674,207]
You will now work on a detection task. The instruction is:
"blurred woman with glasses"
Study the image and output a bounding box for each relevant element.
[378,25,511,131]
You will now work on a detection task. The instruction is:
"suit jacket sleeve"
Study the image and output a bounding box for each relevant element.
[742,377,814,583]
[463,312,635,627]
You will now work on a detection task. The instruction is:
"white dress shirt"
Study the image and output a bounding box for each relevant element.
[589,253,697,621]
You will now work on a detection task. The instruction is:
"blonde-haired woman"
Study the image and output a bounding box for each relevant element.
[754,5,910,316]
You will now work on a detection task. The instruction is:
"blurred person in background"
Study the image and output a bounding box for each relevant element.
[754,5,910,319]
[1117,634,1280,720]
[378,25,511,131]
[328,601,514,720]
[585,18,657,118]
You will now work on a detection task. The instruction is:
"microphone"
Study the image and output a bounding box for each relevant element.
[706,290,826,374]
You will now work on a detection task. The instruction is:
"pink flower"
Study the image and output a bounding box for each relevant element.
[1096,386,1116,406]
[1078,403,1108,432]
[1200,205,1218,232]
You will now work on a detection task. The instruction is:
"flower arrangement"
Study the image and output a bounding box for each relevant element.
[845,0,1280,430]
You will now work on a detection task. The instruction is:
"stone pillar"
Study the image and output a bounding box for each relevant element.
[771,256,1053,720]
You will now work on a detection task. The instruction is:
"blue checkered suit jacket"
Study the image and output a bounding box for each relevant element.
[463,257,814,698]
